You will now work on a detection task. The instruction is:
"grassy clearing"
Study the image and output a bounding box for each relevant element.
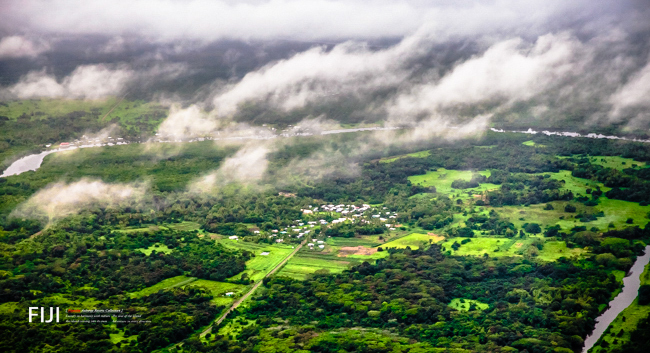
[346,251,390,260]
[522,140,546,147]
[277,252,352,280]
[442,237,513,257]
[326,236,384,247]
[128,275,196,298]
[185,279,247,305]
[218,241,295,282]
[110,331,138,345]
[547,170,610,194]
[408,168,499,197]
[166,221,202,232]
[588,156,646,170]
[536,241,587,261]
[135,243,173,256]
[380,150,431,163]
[441,237,586,261]
[496,197,650,233]
[449,298,489,311]
[112,225,169,234]
[591,262,650,353]
[381,233,444,250]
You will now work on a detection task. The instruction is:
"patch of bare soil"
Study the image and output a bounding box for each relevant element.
[338,246,378,257]
[427,232,446,242]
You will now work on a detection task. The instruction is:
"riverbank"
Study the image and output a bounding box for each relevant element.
[583,245,650,352]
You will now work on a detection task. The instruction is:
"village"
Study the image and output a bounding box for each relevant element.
[225,202,399,250]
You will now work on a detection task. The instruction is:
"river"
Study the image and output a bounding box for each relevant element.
[582,245,650,352]
[0,127,401,178]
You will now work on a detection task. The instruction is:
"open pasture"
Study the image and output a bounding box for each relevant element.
[497,198,650,232]
[167,221,202,232]
[587,156,646,170]
[326,235,383,248]
[128,275,197,298]
[381,232,444,250]
[546,170,610,194]
[408,168,498,196]
[276,251,352,280]
[218,241,295,281]
[442,237,586,261]
[185,279,247,306]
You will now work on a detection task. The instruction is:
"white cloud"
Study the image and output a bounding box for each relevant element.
[7,64,133,99]
[610,60,650,114]
[154,104,217,138]
[0,35,49,58]
[12,179,147,223]
[212,39,418,115]
[188,143,270,193]
[1,0,614,42]
[387,33,585,121]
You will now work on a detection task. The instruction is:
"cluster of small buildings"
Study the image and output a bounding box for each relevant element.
[53,135,129,150]
[225,202,400,248]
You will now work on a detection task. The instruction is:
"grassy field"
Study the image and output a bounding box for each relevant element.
[135,243,173,256]
[217,240,295,281]
[547,170,610,194]
[408,168,499,197]
[449,298,489,311]
[185,279,247,306]
[522,140,546,147]
[380,150,431,163]
[113,225,169,234]
[497,198,650,233]
[276,251,353,280]
[326,236,383,247]
[590,262,650,353]
[128,275,197,298]
[536,241,587,261]
[587,156,646,170]
[381,233,444,250]
[441,236,587,261]
[167,221,202,231]
[442,237,511,257]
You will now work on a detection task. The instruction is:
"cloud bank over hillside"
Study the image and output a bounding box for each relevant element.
[0,0,649,136]
[0,0,622,43]
[11,179,148,224]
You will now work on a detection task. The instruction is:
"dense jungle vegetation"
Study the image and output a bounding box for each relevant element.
[1,129,650,352]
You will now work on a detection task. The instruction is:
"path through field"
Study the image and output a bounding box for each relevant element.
[199,240,306,337]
